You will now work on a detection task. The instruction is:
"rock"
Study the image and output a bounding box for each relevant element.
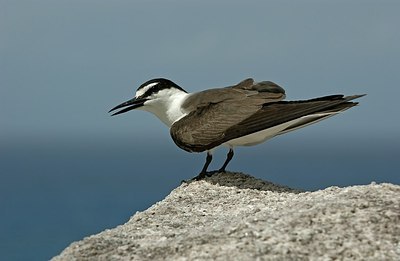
[52,172,400,260]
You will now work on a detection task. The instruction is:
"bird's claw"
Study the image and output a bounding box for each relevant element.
[181,170,223,184]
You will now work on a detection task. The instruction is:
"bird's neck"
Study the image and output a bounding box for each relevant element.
[143,91,190,127]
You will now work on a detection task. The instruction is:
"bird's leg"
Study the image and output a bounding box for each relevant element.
[194,152,213,180]
[218,148,234,173]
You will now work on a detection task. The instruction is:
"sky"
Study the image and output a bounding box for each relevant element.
[1,0,400,145]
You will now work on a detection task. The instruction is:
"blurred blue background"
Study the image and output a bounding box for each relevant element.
[1,0,399,260]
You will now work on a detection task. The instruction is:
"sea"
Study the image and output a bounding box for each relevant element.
[1,134,399,260]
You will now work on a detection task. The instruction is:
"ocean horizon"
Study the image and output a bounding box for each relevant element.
[1,135,399,260]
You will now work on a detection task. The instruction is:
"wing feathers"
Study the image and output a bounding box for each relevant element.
[223,95,362,143]
[171,78,364,153]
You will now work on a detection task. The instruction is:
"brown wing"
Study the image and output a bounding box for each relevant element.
[221,95,364,144]
[181,78,285,112]
[171,79,286,152]
[171,99,263,152]
[171,93,364,153]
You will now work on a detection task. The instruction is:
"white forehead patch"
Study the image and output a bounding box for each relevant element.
[135,82,158,98]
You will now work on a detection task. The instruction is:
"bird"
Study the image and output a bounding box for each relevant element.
[109,78,365,180]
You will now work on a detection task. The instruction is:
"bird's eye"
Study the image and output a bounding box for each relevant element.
[136,82,159,98]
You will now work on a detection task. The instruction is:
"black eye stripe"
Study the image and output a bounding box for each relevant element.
[137,78,187,98]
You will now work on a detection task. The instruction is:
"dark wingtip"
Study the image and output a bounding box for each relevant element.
[343,94,367,101]
[110,111,122,116]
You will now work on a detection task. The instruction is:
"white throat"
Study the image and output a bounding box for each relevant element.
[140,89,190,127]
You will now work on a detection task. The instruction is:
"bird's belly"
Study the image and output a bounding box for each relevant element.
[223,112,336,147]
[224,120,294,147]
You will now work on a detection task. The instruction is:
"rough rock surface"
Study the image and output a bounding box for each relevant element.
[53,172,400,260]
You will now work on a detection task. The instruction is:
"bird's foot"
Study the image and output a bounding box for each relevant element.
[206,170,221,177]
[181,171,207,184]
[217,168,227,173]
[181,170,221,184]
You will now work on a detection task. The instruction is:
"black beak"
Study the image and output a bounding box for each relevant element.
[108,97,147,116]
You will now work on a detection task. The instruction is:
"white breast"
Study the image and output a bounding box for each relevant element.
[140,89,190,127]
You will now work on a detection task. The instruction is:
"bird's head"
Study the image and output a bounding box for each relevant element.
[109,78,187,116]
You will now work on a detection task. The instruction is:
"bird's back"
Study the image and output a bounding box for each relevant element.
[171,79,364,153]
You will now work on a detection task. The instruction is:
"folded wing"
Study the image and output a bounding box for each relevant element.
[171,79,286,152]
[171,78,363,153]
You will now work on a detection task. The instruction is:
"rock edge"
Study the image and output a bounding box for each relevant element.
[53,172,400,260]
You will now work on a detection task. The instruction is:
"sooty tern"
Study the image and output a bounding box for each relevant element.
[109,78,365,180]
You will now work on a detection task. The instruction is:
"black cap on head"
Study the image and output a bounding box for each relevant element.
[136,78,187,99]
